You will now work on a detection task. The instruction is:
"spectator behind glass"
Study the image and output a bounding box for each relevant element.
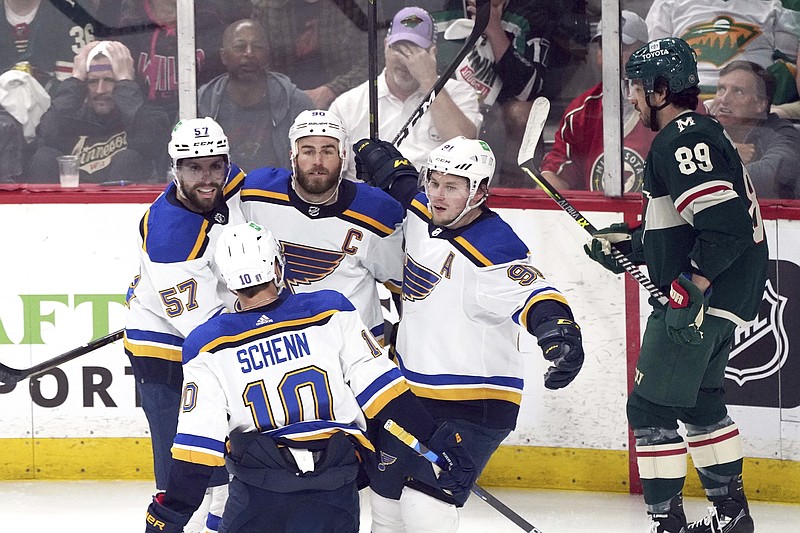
[708,60,800,200]
[28,40,172,184]
[0,65,49,182]
[250,0,370,109]
[1,0,96,91]
[118,0,227,121]
[442,0,573,185]
[0,107,24,183]
[539,10,654,192]
[646,0,799,98]
[329,6,481,176]
[197,19,313,172]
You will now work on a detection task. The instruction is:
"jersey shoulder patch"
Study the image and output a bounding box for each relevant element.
[287,290,356,316]
[182,314,235,363]
[182,291,357,362]
[344,183,405,237]
[454,212,530,267]
[240,167,292,204]
[222,164,246,200]
[407,191,432,222]
[142,191,212,264]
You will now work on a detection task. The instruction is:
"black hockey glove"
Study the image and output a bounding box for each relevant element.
[583,223,634,275]
[533,318,584,390]
[353,138,418,190]
[425,422,477,498]
[665,274,711,346]
[145,493,193,533]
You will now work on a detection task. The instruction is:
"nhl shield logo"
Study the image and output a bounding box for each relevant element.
[725,260,800,409]
[726,279,788,386]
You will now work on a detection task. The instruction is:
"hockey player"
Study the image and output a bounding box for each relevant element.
[125,117,246,532]
[585,38,768,533]
[241,109,405,345]
[354,136,585,533]
[144,222,477,533]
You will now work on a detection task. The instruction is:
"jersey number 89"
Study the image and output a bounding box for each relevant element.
[674,143,713,175]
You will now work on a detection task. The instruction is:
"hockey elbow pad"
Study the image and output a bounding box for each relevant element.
[534,318,584,390]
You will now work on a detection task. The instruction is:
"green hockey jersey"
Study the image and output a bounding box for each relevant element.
[640,111,768,326]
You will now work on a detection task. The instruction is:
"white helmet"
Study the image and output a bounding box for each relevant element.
[215,222,285,292]
[421,137,496,226]
[169,117,229,165]
[289,109,347,160]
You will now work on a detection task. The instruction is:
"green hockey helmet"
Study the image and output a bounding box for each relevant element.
[625,37,699,94]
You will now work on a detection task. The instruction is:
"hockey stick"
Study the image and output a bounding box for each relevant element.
[0,329,124,385]
[384,420,544,533]
[392,0,490,147]
[518,97,669,306]
[367,0,379,139]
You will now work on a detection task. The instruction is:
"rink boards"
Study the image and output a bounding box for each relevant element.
[0,188,798,502]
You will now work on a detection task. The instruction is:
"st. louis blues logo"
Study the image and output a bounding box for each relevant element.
[727,279,788,386]
[402,255,442,302]
[280,241,346,292]
[378,451,398,471]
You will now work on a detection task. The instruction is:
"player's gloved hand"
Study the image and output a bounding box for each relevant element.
[425,422,477,496]
[665,274,711,345]
[353,138,417,189]
[583,223,633,275]
[145,492,192,533]
[534,318,584,390]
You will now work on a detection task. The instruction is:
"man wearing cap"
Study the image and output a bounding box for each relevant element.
[329,6,481,177]
[539,10,654,192]
[28,40,172,184]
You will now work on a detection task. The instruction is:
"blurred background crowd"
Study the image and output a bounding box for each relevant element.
[1,0,798,200]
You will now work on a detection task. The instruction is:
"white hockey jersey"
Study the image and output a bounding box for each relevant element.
[172,290,410,467]
[125,166,247,385]
[396,193,570,429]
[241,168,405,343]
[646,0,799,93]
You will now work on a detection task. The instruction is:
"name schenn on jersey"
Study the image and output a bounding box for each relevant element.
[236,332,311,373]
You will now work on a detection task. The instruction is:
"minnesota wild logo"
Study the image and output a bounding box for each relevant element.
[401,14,424,29]
[681,17,761,67]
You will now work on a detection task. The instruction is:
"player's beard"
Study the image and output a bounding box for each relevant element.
[178,179,224,214]
[295,163,341,197]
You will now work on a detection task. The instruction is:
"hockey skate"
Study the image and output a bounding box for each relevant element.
[687,476,754,533]
[647,495,687,533]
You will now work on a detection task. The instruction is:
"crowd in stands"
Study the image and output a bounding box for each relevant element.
[0,0,798,199]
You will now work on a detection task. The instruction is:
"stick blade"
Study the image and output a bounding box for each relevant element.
[517,97,551,167]
[0,365,22,385]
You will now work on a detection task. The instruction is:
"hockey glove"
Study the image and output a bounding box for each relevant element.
[145,493,193,533]
[533,318,584,390]
[665,274,710,346]
[583,223,634,275]
[425,422,477,498]
[353,138,417,190]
